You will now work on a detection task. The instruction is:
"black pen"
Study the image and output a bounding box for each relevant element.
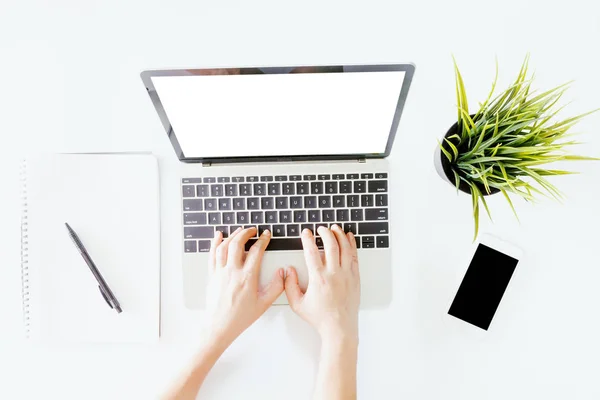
[65,223,122,313]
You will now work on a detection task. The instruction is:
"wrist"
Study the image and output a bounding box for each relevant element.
[319,326,359,349]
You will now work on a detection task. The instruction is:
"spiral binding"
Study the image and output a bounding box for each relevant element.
[20,160,30,338]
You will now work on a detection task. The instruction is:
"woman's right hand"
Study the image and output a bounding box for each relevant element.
[284,225,361,341]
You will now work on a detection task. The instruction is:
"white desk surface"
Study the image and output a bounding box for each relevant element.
[1,1,599,399]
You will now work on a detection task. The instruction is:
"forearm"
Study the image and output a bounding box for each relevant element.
[162,335,232,400]
[314,333,358,400]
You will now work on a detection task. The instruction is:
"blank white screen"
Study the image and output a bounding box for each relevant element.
[151,70,405,158]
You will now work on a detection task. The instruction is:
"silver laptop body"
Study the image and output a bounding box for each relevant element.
[141,64,415,309]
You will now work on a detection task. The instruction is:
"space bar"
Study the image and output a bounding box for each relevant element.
[245,238,303,251]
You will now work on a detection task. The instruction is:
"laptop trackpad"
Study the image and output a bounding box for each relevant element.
[260,251,308,305]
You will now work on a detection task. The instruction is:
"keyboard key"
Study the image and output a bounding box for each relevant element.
[230,225,242,232]
[304,196,317,208]
[332,174,345,180]
[354,236,361,248]
[225,184,238,197]
[275,197,288,209]
[363,240,375,249]
[287,224,300,237]
[240,184,252,196]
[247,176,259,182]
[205,198,218,211]
[347,195,360,208]
[184,226,214,239]
[332,195,345,208]
[322,209,335,222]
[183,199,203,211]
[217,177,230,183]
[318,174,331,180]
[354,181,367,193]
[233,198,245,210]
[308,210,321,222]
[182,185,195,197]
[265,211,278,223]
[268,183,281,195]
[203,177,216,183]
[254,183,266,196]
[251,211,264,224]
[282,183,295,195]
[376,194,388,207]
[377,236,389,248]
[304,175,316,181]
[236,212,249,224]
[244,225,258,237]
[208,213,221,225]
[215,226,229,238]
[258,225,271,236]
[219,198,231,210]
[368,180,388,192]
[325,182,338,194]
[318,196,331,208]
[340,181,352,193]
[232,176,245,183]
[347,173,359,179]
[223,212,235,224]
[198,240,211,252]
[290,196,303,209]
[351,209,363,221]
[260,176,273,182]
[182,178,203,184]
[294,210,307,223]
[245,238,303,251]
[272,224,286,237]
[316,237,324,249]
[184,212,207,225]
[279,210,292,223]
[336,209,350,222]
[343,223,357,234]
[375,172,388,179]
[296,182,309,195]
[261,197,274,209]
[311,182,323,194]
[184,240,197,253]
[289,175,302,181]
[365,208,388,220]
[301,223,315,234]
[361,194,374,207]
[247,198,260,210]
[275,175,287,181]
[361,173,374,179]
[359,222,389,234]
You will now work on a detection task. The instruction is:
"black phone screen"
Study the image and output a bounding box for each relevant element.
[448,243,519,330]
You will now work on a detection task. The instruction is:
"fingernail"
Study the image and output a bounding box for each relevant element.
[331,224,339,230]
[302,228,311,235]
[279,268,284,278]
[262,229,270,236]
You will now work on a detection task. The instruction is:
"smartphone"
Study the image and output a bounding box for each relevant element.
[447,234,522,331]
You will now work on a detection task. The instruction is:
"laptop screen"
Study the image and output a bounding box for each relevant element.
[145,65,413,161]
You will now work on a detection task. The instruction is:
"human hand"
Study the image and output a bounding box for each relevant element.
[284,225,360,342]
[206,227,284,345]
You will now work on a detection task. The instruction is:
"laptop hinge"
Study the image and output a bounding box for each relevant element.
[202,162,212,167]
[358,158,366,163]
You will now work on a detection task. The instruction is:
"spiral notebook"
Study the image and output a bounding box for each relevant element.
[20,153,161,343]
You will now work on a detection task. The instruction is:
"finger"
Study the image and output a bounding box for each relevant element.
[259,268,285,310]
[317,226,340,270]
[347,231,360,274]
[216,229,239,267]
[209,230,223,269]
[301,229,323,271]
[284,267,304,312]
[245,229,271,270]
[227,227,255,266]
[330,224,352,269]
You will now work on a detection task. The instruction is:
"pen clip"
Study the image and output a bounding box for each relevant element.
[98,285,114,309]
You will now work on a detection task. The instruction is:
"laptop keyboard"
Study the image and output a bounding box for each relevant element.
[181,173,389,253]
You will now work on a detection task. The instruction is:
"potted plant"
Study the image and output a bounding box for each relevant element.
[435,55,598,239]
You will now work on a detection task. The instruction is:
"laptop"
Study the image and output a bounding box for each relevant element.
[140,64,415,309]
